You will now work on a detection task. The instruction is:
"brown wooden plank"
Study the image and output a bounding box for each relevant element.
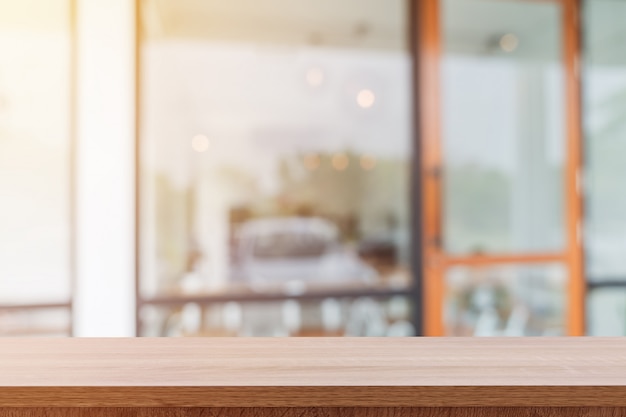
[1,408,625,417]
[1,338,626,407]
[560,0,586,337]
[3,386,626,408]
[417,0,445,337]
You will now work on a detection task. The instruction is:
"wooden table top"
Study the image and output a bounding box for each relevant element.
[1,337,626,407]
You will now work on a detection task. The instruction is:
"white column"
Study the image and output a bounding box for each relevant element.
[74,0,136,336]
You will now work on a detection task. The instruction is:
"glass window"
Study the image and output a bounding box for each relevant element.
[587,287,626,336]
[138,0,414,334]
[140,296,414,337]
[0,0,72,308]
[583,0,626,281]
[444,263,567,336]
[583,0,626,337]
[441,0,565,255]
[0,307,71,337]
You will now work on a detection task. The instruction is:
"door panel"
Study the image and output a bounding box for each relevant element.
[441,0,565,256]
[419,0,583,336]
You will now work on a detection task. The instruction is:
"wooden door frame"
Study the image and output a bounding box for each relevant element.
[417,0,585,336]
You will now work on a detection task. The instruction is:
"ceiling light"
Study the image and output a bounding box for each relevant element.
[499,33,519,53]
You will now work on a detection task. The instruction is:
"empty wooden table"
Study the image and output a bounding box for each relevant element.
[1,338,625,416]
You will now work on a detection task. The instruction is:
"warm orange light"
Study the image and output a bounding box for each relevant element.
[191,134,210,153]
[303,154,321,170]
[356,89,375,109]
[332,153,349,171]
[360,155,377,170]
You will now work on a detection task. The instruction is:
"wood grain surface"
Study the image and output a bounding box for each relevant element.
[1,338,626,407]
[1,409,626,417]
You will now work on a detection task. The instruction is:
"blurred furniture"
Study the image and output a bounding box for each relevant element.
[1,338,625,416]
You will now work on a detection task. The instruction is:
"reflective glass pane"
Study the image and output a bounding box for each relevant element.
[587,287,626,336]
[0,308,70,337]
[0,0,71,304]
[583,0,626,281]
[444,264,566,336]
[139,0,413,305]
[441,0,565,255]
[140,296,414,337]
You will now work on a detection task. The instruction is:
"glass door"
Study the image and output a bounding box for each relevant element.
[418,0,584,335]
[137,0,417,336]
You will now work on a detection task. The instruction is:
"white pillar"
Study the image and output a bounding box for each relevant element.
[74,0,136,336]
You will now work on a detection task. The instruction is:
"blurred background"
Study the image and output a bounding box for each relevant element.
[0,0,625,337]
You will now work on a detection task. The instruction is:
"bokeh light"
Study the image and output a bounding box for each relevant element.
[499,33,519,52]
[303,154,321,170]
[305,67,324,87]
[191,134,210,153]
[360,155,377,170]
[356,89,376,109]
[332,153,350,171]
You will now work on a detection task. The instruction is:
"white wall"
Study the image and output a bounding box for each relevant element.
[74,0,136,336]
